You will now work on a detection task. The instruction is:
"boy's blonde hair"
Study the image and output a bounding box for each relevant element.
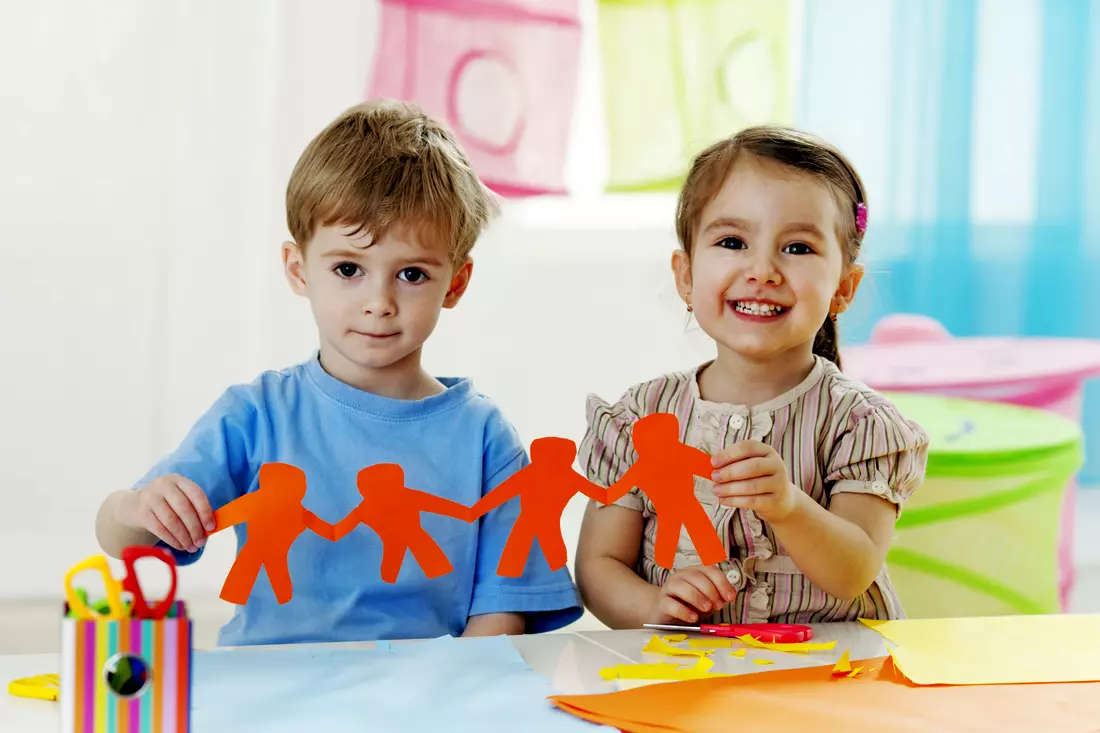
[286,99,499,263]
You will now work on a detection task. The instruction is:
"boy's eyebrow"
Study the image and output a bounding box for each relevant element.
[320,248,448,266]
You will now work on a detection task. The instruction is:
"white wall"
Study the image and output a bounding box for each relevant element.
[0,0,716,601]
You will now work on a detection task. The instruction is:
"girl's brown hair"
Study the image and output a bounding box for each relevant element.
[674,125,867,369]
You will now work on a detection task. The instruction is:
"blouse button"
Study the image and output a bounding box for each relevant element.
[730,415,745,430]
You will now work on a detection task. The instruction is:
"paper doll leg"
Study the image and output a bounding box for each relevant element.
[220,544,264,606]
[681,507,727,566]
[265,556,294,605]
[406,530,454,579]
[653,518,682,570]
[496,522,538,577]
[378,538,412,584]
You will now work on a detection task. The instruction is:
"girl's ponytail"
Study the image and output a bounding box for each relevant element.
[812,315,841,369]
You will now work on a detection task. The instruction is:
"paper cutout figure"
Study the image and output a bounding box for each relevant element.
[332,464,471,583]
[212,463,337,605]
[470,437,609,577]
[607,413,728,568]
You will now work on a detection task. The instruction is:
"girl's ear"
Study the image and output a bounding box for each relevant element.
[671,249,693,308]
[831,262,865,315]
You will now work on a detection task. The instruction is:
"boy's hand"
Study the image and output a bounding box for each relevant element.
[118,474,216,553]
[710,440,800,523]
[645,565,737,625]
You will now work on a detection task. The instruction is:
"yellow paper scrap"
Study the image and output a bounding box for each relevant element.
[859,615,1100,685]
[599,655,731,682]
[687,637,734,649]
[847,666,863,678]
[661,634,688,643]
[642,635,713,658]
[831,650,851,675]
[735,634,837,654]
[728,648,747,658]
[752,659,775,666]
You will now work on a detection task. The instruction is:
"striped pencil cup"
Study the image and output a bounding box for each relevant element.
[60,601,193,733]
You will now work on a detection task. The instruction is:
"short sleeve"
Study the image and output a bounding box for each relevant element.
[825,404,929,517]
[131,387,260,565]
[577,390,646,512]
[468,410,583,633]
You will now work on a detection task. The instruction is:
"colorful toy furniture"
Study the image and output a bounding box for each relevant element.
[597,0,792,191]
[845,314,1100,610]
[370,0,582,197]
[881,391,1082,619]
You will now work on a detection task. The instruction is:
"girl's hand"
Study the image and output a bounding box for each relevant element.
[117,474,216,553]
[710,441,801,523]
[645,566,737,625]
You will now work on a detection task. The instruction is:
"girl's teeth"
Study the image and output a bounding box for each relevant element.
[735,301,785,316]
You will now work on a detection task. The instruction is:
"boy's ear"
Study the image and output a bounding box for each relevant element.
[830,262,865,315]
[283,241,308,296]
[443,259,473,309]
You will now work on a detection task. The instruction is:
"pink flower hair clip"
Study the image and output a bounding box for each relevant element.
[855,202,868,235]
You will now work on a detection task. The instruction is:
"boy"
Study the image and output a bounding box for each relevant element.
[94,100,583,646]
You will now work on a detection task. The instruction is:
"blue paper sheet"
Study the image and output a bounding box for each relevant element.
[191,635,610,732]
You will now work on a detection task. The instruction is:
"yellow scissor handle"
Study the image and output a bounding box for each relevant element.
[8,674,60,702]
[64,555,126,620]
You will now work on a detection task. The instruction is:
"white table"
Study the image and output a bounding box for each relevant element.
[1,623,889,730]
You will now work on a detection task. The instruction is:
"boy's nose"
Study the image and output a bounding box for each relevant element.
[361,290,397,316]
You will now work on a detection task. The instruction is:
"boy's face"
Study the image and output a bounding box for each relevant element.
[283,223,470,384]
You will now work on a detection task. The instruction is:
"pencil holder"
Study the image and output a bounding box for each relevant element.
[60,600,193,733]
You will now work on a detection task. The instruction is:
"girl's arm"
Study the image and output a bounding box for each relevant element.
[767,490,896,600]
[574,502,659,629]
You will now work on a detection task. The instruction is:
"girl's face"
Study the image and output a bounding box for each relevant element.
[673,154,863,367]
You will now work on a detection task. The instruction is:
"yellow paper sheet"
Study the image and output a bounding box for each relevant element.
[752,659,774,666]
[642,635,713,658]
[728,648,747,658]
[687,638,734,649]
[860,614,1100,685]
[600,656,731,682]
[661,634,688,643]
[735,634,837,654]
[832,650,851,675]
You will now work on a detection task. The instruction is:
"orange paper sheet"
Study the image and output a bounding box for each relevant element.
[551,657,1100,733]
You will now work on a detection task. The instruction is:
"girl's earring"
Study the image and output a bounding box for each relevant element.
[828,312,837,322]
[687,303,694,313]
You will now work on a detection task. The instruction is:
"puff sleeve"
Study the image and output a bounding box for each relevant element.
[824,402,930,517]
[578,389,646,512]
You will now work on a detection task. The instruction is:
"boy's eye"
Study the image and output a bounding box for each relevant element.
[716,236,747,250]
[335,263,362,278]
[398,268,428,283]
[783,242,814,255]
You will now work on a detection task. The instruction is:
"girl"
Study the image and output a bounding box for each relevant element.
[575,126,929,627]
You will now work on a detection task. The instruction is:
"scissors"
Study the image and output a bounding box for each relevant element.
[643,622,813,643]
[64,546,178,620]
[8,674,59,702]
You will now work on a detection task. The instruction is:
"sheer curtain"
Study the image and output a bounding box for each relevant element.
[797,0,1100,480]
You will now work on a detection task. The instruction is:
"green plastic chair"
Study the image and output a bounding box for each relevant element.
[597,0,792,191]
[883,392,1083,618]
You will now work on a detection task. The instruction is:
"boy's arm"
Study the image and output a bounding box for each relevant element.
[97,388,258,565]
[463,612,525,637]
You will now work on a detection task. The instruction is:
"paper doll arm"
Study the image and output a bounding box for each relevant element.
[330,511,362,542]
[211,491,259,534]
[685,445,717,481]
[572,473,611,505]
[409,489,474,522]
[468,474,523,521]
[605,464,641,504]
[304,510,337,542]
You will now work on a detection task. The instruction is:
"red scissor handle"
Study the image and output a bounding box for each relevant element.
[120,546,178,620]
[701,623,813,643]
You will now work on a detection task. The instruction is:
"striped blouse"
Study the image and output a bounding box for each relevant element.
[578,356,930,623]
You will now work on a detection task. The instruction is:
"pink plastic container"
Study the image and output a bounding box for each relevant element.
[369,0,582,197]
[844,314,1100,610]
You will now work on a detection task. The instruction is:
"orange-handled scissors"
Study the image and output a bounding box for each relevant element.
[64,546,178,620]
[644,622,813,643]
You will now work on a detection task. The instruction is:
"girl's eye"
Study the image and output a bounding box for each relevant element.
[783,242,815,255]
[716,236,747,250]
[398,268,428,283]
[335,262,362,278]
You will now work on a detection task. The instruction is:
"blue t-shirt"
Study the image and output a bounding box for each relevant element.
[133,354,583,646]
